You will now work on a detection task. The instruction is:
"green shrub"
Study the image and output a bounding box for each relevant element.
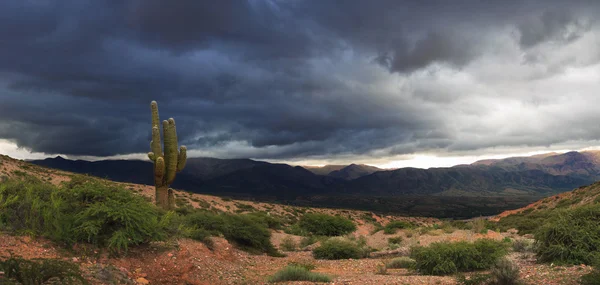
[298,213,356,236]
[280,236,297,251]
[246,212,282,230]
[0,177,164,253]
[183,211,280,256]
[534,205,600,265]
[385,257,416,269]
[383,221,414,234]
[313,238,364,260]
[267,266,331,283]
[0,254,87,285]
[410,239,508,275]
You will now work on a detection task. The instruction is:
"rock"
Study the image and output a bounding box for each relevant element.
[136,277,150,284]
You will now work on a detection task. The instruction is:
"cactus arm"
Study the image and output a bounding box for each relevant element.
[148,152,155,161]
[150,127,162,160]
[177,146,187,172]
[154,157,165,186]
[165,118,178,184]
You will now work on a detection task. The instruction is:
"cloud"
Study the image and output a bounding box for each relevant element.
[1,0,600,164]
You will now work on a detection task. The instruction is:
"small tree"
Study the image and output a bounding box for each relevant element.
[148,101,187,210]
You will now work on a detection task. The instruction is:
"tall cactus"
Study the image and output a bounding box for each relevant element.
[148,101,187,210]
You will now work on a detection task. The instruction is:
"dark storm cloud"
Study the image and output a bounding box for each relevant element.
[2,0,600,161]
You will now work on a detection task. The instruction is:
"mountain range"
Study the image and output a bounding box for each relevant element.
[29,150,600,217]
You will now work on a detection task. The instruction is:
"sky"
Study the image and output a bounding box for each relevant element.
[2,0,600,168]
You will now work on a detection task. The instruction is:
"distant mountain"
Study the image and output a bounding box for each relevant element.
[304,165,347,176]
[30,151,600,200]
[328,164,383,180]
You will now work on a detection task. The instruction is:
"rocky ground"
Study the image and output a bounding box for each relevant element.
[1,227,592,285]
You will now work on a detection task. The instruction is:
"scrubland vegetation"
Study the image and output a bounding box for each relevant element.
[2,167,600,284]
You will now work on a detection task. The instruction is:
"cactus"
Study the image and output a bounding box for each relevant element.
[148,101,187,210]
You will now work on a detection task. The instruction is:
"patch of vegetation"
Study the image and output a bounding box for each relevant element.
[383,220,414,234]
[455,258,521,285]
[312,237,370,260]
[0,254,88,285]
[234,203,256,213]
[280,236,297,251]
[496,209,557,235]
[410,239,508,275]
[388,236,403,245]
[385,257,416,269]
[535,204,600,265]
[0,176,165,253]
[299,236,318,248]
[267,265,331,283]
[182,210,281,256]
[511,239,534,253]
[298,213,356,236]
[286,261,316,271]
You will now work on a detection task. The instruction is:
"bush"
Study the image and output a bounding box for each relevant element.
[534,205,600,265]
[386,257,416,269]
[267,266,331,283]
[511,239,534,253]
[410,239,508,275]
[0,177,164,253]
[383,221,414,234]
[488,258,521,285]
[280,236,297,251]
[183,211,280,256]
[298,213,356,236]
[313,238,365,260]
[0,254,87,285]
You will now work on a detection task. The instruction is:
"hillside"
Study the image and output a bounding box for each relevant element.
[494,178,600,221]
[1,154,593,285]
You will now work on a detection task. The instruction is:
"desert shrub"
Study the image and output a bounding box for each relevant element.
[299,235,318,248]
[511,239,534,253]
[0,177,164,253]
[388,236,403,245]
[246,211,282,230]
[376,263,388,275]
[0,254,87,285]
[386,257,416,269]
[383,221,414,234]
[488,258,521,285]
[410,239,508,275]
[535,205,600,265]
[267,266,331,283]
[298,213,356,236]
[183,211,280,256]
[280,236,297,251]
[312,238,365,260]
